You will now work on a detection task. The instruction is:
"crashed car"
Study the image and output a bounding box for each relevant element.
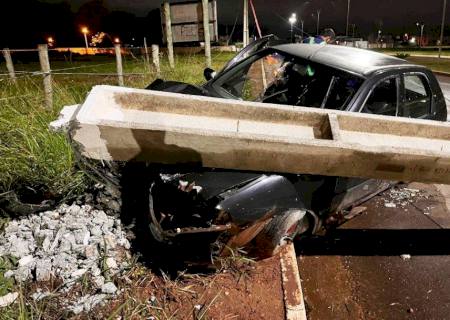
[140,39,447,257]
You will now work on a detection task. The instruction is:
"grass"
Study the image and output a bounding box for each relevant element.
[0,52,234,204]
[376,47,450,57]
[0,51,235,319]
[405,56,450,73]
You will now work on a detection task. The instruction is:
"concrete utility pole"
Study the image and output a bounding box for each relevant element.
[243,0,249,47]
[202,0,212,67]
[346,0,351,37]
[439,0,447,58]
[164,1,175,68]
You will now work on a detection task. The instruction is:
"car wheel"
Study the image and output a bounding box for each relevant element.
[254,209,308,258]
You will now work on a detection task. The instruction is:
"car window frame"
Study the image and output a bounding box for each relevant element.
[210,48,277,100]
[358,74,401,116]
[399,71,433,119]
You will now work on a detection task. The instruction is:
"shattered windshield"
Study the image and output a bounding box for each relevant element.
[217,50,364,110]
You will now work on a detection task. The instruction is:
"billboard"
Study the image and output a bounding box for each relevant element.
[161,1,218,43]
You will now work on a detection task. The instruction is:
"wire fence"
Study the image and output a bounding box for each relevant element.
[0,44,163,107]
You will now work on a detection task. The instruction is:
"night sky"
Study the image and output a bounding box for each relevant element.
[50,0,449,36]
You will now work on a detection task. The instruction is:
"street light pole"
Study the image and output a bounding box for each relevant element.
[346,0,351,37]
[81,27,89,54]
[439,0,447,58]
[243,0,249,47]
[316,9,321,35]
[420,24,424,47]
[289,13,297,43]
[301,20,304,41]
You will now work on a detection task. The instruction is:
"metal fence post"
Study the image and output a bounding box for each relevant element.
[152,44,161,77]
[2,48,16,84]
[114,44,124,86]
[38,44,53,109]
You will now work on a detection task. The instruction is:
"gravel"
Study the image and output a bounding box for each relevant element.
[0,188,132,314]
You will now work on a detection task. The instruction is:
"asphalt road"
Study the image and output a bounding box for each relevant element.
[295,183,450,320]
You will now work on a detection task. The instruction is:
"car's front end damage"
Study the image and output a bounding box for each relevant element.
[143,171,313,256]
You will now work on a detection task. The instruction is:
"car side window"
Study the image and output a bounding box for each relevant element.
[398,74,431,118]
[361,77,398,116]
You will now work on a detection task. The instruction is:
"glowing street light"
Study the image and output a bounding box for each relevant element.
[114,37,120,44]
[81,27,89,54]
[288,13,297,43]
[47,37,54,47]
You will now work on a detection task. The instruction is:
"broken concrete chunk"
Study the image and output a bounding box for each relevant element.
[18,255,34,267]
[101,282,117,294]
[71,269,87,279]
[0,292,18,308]
[105,257,118,270]
[35,259,52,282]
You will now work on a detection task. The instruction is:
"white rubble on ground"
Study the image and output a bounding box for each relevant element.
[0,202,131,292]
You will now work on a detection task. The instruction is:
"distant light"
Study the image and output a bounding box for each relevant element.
[410,37,416,44]
[114,38,120,43]
[81,27,89,34]
[289,13,297,24]
[47,37,54,43]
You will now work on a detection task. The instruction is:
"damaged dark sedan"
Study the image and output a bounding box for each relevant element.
[116,40,449,257]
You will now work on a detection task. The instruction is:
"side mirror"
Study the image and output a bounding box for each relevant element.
[204,68,216,81]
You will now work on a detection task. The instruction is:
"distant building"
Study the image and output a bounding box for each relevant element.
[161,1,218,44]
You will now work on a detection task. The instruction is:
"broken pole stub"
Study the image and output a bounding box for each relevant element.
[163,1,175,69]
[114,44,124,86]
[2,48,16,84]
[202,0,212,68]
[38,44,53,109]
[152,44,161,77]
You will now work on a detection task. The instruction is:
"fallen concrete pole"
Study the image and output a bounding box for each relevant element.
[56,85,450,184]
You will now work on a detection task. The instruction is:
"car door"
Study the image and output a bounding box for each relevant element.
[331,75,401,212]
[397,72,434,120]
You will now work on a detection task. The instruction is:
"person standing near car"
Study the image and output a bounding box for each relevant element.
[303,28,336,44]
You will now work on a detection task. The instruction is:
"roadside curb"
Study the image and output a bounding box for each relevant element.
[280,242,307,320]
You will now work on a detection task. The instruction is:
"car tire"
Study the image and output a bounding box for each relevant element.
[253,209,308,258]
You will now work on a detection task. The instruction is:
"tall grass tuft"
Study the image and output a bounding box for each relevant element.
[0,52,234,203]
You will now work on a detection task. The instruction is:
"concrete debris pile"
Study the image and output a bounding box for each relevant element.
[0,198,131,313]
[383,187,426,208]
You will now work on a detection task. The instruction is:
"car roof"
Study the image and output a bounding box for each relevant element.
[271,44,421,77]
